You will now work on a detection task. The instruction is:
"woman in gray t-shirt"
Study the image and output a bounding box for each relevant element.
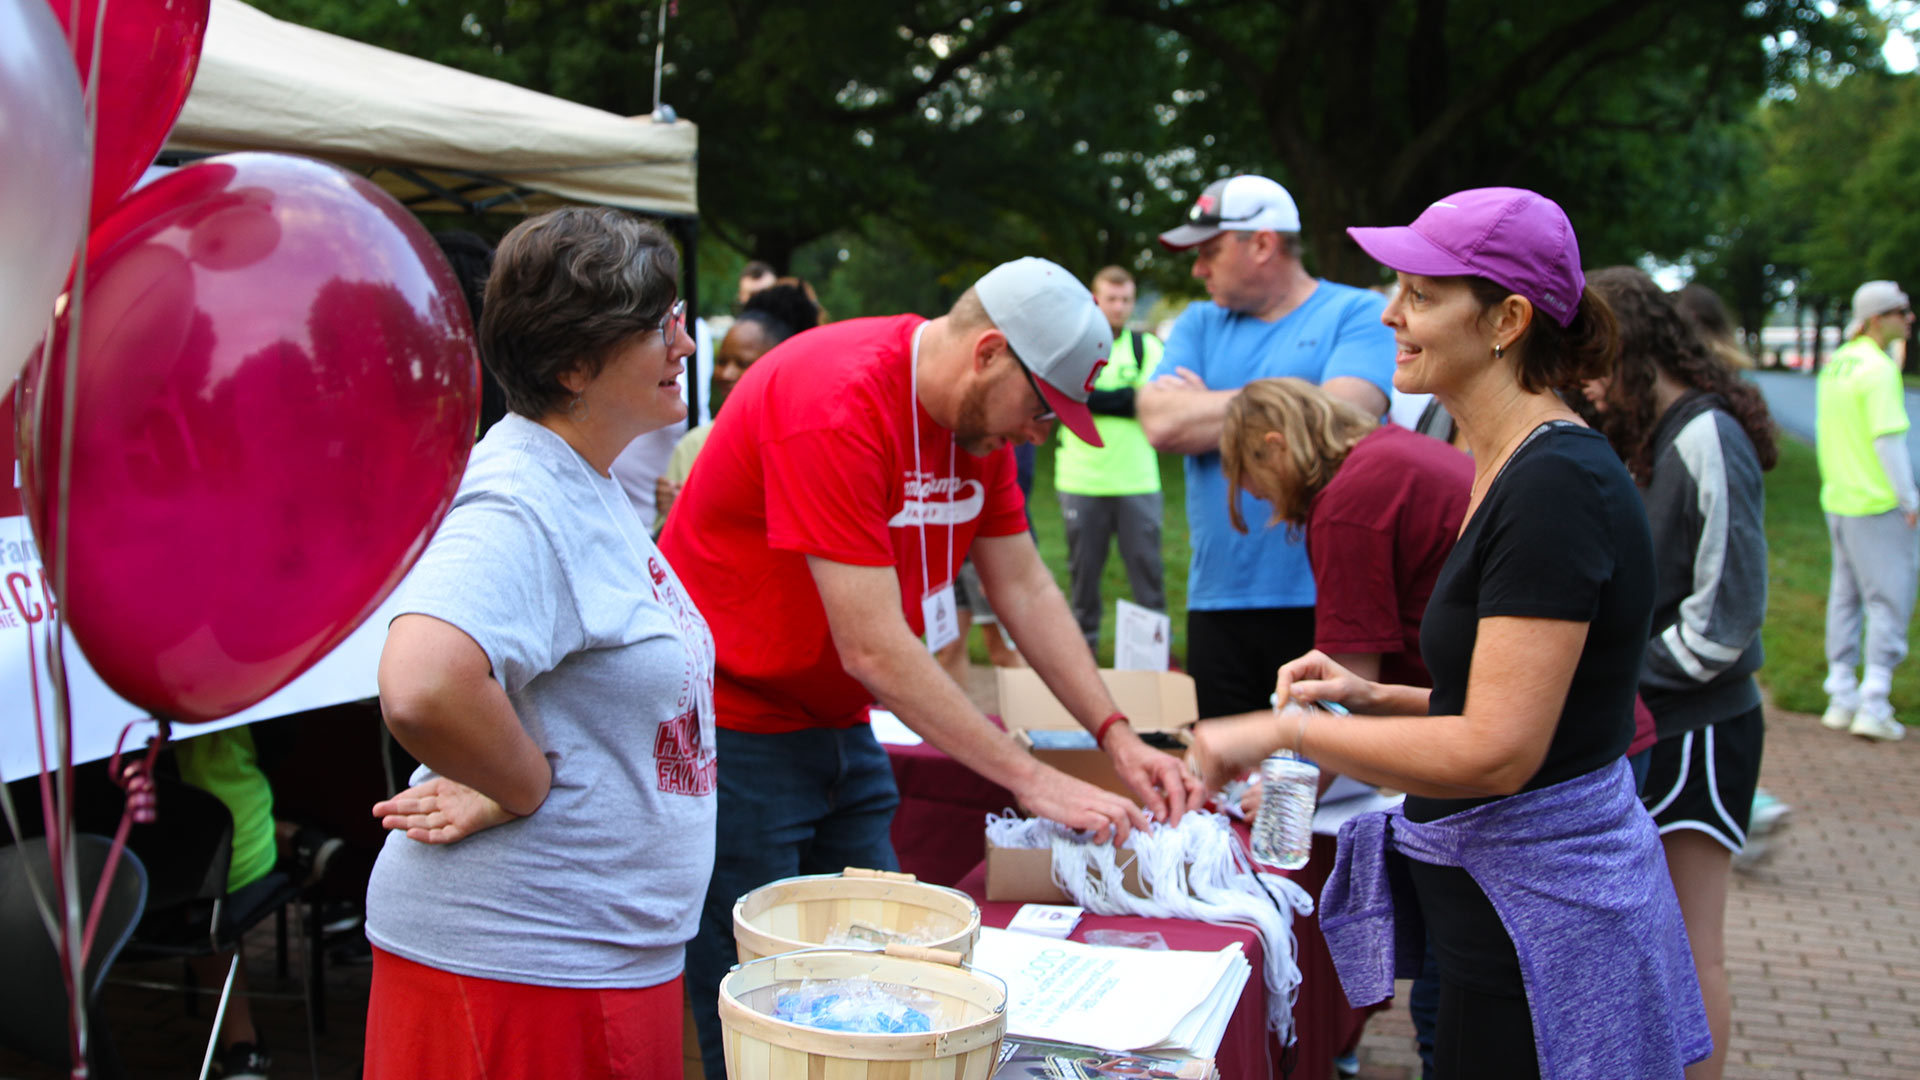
[363,208,716,1080]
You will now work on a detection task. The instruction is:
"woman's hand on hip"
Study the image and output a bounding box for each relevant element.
[373,776,530,844]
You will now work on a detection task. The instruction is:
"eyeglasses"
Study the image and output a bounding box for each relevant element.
[659,299,687,346]
[1008,347,1056,422]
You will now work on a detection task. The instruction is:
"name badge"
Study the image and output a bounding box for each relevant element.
[922,583,959,653]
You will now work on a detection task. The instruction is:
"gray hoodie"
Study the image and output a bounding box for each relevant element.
[1637,391,1767,738]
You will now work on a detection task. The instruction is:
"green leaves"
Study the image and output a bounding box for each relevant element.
[255,0,1883,315]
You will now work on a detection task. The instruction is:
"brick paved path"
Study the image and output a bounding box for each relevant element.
[1,701,1911,1079]
[1356,703,1920,1080]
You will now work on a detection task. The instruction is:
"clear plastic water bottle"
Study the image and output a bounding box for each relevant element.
[1251,749,1320,870]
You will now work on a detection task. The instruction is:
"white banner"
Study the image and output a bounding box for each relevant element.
[1,512,394,783]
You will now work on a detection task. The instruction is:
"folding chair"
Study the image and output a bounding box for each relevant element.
[0,834,150,1080]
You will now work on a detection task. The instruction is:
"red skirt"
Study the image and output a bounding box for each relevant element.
[365,946,683,1079]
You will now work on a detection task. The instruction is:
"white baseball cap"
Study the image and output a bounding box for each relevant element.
[1158,175,1302,250]
[1850,280,1910,333]
[975,257,1112,448]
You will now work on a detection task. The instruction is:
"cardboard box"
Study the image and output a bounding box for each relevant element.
[997,667,1197,798]
[985,835,1144,904]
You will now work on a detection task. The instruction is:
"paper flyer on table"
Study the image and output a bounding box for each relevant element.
[971,926,1249,1056]
[992,1038,1216,1079]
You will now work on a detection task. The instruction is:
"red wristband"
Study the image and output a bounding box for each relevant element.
[1095,712,1129,747]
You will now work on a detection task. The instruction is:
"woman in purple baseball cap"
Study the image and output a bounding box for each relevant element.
[1189,189,1712,1077]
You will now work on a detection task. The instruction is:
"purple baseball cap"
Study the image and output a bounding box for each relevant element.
[1346,188,1585,327]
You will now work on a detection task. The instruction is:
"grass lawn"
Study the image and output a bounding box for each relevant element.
[1760,435,1920,721]
[1010,427,1908,727]
[1003,440,1193,668]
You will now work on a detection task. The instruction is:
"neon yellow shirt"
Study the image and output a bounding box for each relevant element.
[1817,335,1911,516]
[1054,328,1163,496]
[174,726,277,892]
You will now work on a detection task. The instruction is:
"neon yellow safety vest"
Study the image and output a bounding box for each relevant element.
[1054,328,1163,496]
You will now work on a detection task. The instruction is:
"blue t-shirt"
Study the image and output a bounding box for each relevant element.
[1154,282,1394,610]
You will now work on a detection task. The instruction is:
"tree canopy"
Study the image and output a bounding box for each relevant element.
[1690,62,1920,363]
[254,0,1884,315]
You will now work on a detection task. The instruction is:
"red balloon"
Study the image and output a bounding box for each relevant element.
[48,0,210,224]
[21,152,479,723]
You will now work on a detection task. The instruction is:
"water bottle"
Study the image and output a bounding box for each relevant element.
[1250,704,1321,869]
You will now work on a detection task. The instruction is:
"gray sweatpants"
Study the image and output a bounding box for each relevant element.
[1825,510,1920,708]
[1059,491,1165,651]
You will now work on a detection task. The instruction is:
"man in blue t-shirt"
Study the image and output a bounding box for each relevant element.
[1140,174,1395,718]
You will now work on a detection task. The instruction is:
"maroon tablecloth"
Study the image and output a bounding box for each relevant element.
[886,736,1015,886]
[885,738,1377,1080]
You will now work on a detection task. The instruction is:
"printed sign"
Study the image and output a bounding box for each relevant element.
[1113,600,1170,672]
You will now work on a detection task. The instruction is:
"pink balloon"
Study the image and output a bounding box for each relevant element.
[48,0,210,225]
[21,153,479,723]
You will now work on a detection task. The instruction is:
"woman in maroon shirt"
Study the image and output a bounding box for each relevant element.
[1220,376,1472,687]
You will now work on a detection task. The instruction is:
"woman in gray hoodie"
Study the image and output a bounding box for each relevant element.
[1582,265,1777,1080]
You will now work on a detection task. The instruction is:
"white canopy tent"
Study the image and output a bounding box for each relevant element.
[167,0,699,219]
[3,2,704,781]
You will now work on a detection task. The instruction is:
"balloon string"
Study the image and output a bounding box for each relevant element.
[29,597,63,908]
[81,720,167,961]
[0,600,68,945]
[55,0,112,1069]
[18,605,82,1065]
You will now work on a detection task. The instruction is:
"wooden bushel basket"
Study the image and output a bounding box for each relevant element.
[717,945,1007,1080]
[733,867,981,965]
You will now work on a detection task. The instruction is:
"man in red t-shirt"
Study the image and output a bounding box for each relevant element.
[664,258,1201,1078]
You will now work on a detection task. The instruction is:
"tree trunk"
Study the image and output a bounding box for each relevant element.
[1795,300,1808,372]
[1305,216,1385,287]
[1811,300,1827,372]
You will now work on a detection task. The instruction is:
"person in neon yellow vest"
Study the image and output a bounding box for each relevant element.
[1817,279,1918,742]
[1055,265,1167,652]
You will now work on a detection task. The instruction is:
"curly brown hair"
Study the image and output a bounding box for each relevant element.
[1583,267,1778,481]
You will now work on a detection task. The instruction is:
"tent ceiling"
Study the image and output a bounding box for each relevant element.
[167,0,698,218]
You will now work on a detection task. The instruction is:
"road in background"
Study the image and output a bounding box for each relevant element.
[1751,368,1920,470]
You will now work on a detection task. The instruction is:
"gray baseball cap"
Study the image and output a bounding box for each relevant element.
[974,257,1112,447]
[1850,280,1910,331]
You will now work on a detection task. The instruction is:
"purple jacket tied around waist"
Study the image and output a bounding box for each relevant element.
[1320,757,1712,1078]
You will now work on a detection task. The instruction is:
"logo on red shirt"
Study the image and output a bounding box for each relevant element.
[889,476,986,527]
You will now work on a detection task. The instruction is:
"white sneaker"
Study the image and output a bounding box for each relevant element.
[1849,711,1907,742]
[1821,704,1856,730]
[1750,789,1791,834]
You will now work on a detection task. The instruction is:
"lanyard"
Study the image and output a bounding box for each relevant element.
[907,324,958,597]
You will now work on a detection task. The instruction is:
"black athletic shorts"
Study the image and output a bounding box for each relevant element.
[1641,706,1765,853]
